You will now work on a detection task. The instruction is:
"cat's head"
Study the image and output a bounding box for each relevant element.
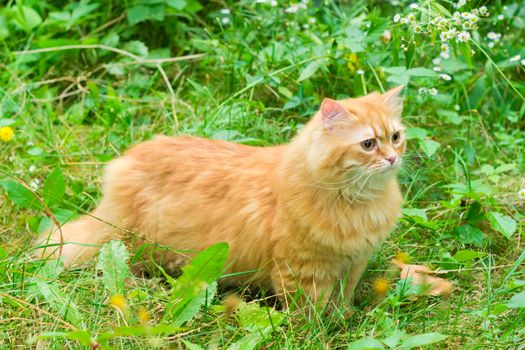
[305,86,406,186]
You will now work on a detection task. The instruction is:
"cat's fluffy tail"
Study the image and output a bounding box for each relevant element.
[33,202,122,267]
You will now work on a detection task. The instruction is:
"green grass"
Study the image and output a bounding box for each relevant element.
[1,0,525,349]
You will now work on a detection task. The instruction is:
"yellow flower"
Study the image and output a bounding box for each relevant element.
[0,126,14,142]
[109,294,127,311]
[395,251,410,264]
[137,307,150,323]
[373,277,390,295]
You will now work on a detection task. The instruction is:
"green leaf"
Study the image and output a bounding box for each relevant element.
[42,165,66,206]
[507,290,525,308]
[163,242,229,324]
[344,27,367,52]
[405,127,427,140]
[455,225,485,246]
[453,249,485,262]
[11,5,42,32]
[236,303,284,334]
[166,0,187,10]
[487,212,517,239]
[406,67,438,77]
[0,180,42,209]
[96,240,131,296]
[347,337,385,350]
[298,60,321,82]
[227,333,262,350]
[183,340,206,350]
[32,280,83,326]
[419,139,440,157]
[400,332,448,349]
[172,282,217,326]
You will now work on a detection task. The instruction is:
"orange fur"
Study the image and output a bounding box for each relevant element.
[34,87,406,307]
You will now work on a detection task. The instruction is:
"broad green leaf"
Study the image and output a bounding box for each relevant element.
[453,249,485,262]
[405,127,427,140]
[487,212,517,239]
[344,27,367,52]
[0,180,42,209]
[227,333,262,350]
[507,290,525,308]
[11,5,42,32]
[403,208,427,221]
[166,0,187,10]
[347,337,385,350]
[34,280,83,326]
[183,340,206,350]
[236,303,284,334]
[454,225,484,246]
[400,332,448,349]
[419,139,440,157]
[172,282,217,326]
[163,243,229,323]
[42,165,66,206]
[406,67,438,77]
[298,60,321,82]
[97,240,131,296]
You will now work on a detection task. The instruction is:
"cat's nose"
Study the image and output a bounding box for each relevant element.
[386,156,397,165]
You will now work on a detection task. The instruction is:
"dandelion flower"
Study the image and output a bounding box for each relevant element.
[373,277,390,295]
[0,126,14,142]
[137,307,150,323]
[439,73,452,81]
[109,295,127,311]
[395,251,410,263]
[518,189,525,200]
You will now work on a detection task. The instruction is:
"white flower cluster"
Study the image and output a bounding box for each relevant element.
[394,5,490,59]
[285,0,308,14]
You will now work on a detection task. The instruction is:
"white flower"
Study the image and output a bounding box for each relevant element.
[433,66,442,71]
[519,189,525,200]
[407,13,416,22]
[479,6,488,15]
[409,3,418,9]
[510,55,521,62]
[356,69,365,75]
[521,59,525,66]
[429,88,438,96]
[418,87,428,94]
[271,0,277,6]
[497,14,504,20]
[503,6,508,11]
[439,73,452,81]
[220,8,230,14]
[221,17,230,24]
[456,0,466,8]
[393,14,401,23]
[488,42,495,48]
[440,43,450,59]
[457,31,471,42]
[303,24,309,29]
[487,32,501,40]
[285,5,299,13]
[27,141,34,146]
[432,57,441,65]
[454,104,460,111]
[308,17,316,23]
[29,165,36,172]
[30,179,41,190]
[256,0,268,2]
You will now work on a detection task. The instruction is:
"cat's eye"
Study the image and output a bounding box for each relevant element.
[391,131,401,144]
[361,138,376,151]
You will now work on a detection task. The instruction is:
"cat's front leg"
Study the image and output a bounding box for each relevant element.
[270,258,337,312]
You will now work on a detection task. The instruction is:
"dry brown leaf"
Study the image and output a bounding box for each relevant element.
[392,259,453,296]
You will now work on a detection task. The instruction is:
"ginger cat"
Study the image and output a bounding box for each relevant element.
[35,86,405,308]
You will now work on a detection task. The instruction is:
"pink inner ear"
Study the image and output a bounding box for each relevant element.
[321,98,346,121]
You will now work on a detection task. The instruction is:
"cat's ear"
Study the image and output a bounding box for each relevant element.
[382,85,404,114]
[321,98,352,128]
